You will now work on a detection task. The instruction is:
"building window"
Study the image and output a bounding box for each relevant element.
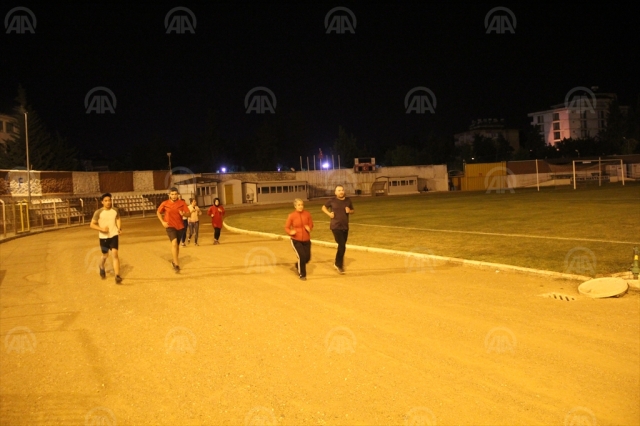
[553,122,560,131]
[537,116,544,124]
[554,131,561,141]
[552,112,559,121]
[6,122,14,133]
[581,129,589,138]
[0,121,4,132]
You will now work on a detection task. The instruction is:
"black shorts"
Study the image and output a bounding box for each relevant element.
[99,236,119,253]
[166,227,185,242]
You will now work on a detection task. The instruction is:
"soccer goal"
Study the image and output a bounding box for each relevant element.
[570,158,625,189]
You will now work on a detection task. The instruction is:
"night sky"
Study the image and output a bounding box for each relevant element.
[2,2,638,165]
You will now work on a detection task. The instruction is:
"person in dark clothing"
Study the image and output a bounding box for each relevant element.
[321,185,354,274]
[284,198,314,281]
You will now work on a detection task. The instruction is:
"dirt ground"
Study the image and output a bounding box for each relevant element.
[0,216,638,425]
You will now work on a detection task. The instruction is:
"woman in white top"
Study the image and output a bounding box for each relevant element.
[187,198,202,245]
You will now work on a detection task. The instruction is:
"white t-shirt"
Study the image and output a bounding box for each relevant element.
[92,207,120,238]
[188,205,201,222]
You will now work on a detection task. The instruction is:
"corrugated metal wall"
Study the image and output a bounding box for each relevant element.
[153,171,169,190]
[462,162,506,191]
[98,172,134,193]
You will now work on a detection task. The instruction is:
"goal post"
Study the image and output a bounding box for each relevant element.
[571,158,624,189]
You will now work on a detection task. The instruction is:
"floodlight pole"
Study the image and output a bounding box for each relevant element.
[535,159,539,192]
[572,160,576,190]
[23,112,31,203]
[621,159,625,186]
[598,157,601,187]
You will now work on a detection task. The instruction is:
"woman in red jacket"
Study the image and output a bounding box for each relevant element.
[284,198,314,281]
[207,198,225,245]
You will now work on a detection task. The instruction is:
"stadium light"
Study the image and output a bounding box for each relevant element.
[322,162,329,169]
[221,167,226,173]
[24,111,31,203]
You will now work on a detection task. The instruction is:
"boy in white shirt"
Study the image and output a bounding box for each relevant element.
[90,193,123,284]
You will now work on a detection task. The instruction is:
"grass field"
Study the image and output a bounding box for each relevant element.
[226,182,640,275]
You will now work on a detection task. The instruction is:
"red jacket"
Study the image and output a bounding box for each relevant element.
[284,210,314,242]
[207,204,225,228]
[158,199,188,229]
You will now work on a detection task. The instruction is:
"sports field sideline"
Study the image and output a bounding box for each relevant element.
[226,182,640,276]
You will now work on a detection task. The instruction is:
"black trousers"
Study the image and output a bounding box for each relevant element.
[331,229,349,267]
[214,227,221,241]
[291,239,311,277]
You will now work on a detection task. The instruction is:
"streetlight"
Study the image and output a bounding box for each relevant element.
[167,152,172,189]
[24,111,31,203]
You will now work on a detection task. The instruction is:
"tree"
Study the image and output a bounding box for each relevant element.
[0,86,79,171]
[597,98,627,155]
[384,145,420,166]
[332,126,359,168]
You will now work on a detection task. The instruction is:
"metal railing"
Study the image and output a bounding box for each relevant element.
[0,194,170,239]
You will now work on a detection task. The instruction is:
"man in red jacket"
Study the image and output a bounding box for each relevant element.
[157,187,189,273]
[284,198,314,281]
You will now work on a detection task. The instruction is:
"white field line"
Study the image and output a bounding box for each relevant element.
[251,217,639,245]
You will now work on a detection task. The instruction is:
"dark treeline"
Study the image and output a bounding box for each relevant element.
[2,89,640,173]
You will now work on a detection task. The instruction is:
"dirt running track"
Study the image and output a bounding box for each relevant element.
[0,216,638,426]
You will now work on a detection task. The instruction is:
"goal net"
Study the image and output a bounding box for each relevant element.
[566,159,625,189]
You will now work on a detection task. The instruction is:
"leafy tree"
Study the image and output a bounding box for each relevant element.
[597,98,627,155]
[332,125,359,168]
[0,86,79,170]
[384,145,419,166]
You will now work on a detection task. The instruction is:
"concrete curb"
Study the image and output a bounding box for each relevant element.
[223,223,594,282]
